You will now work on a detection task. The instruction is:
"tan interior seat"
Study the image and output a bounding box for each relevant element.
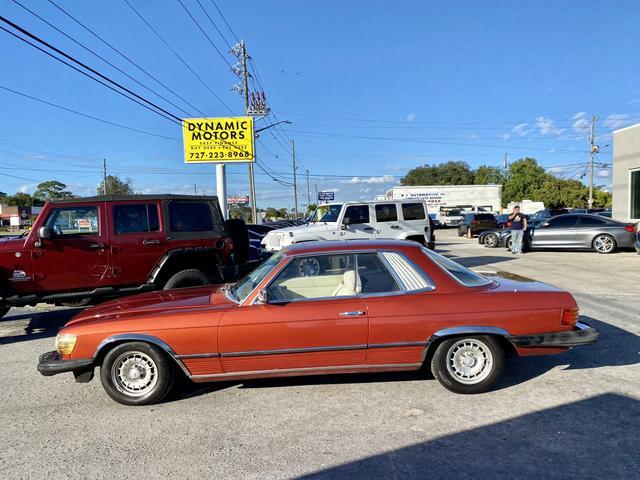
[332,270,361,297]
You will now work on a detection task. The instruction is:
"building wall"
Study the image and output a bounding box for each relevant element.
[612,123,640,221]
[385,185,502,212]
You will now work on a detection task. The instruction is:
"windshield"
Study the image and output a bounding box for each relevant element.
[228,252,283,302]
[311,204,342,222]
[422,247,492,287]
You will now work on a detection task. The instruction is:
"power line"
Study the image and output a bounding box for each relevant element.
[209,0,240,44]
[176,0,233,70]
[194,0,232,50]
[0,84,179,141]
[123,0,233,114]
[46,0,202,116]
[0,20,181,125]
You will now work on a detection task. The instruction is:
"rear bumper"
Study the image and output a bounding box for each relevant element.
[37,351,94,378]
[507,322,598,348]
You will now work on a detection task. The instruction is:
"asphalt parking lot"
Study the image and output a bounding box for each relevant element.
[1,229,638,479]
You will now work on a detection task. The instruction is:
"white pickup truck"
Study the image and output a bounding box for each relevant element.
[262,200,435,252]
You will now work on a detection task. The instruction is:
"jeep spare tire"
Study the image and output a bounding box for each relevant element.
[163,269,213,290]
[226,219,250,264]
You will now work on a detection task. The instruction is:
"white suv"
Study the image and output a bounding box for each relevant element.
[262,200,435,252]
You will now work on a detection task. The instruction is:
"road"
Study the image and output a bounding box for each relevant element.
[0,229,638,479]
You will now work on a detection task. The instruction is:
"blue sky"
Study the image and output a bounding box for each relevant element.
[1,0,639,209]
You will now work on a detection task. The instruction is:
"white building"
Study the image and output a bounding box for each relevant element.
[383,184,502,213]
[612,123,640,221]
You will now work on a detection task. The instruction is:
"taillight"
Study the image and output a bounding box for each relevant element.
[624,225,635,233]
[561,308,579,326]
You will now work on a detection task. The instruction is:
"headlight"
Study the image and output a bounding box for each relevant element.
[55,333,77,355]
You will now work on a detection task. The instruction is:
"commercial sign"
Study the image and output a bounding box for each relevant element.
[227,195,250,205]
[182,116,254,163]
[317,191,335,202]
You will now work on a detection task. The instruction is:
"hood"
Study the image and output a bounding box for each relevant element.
[269,223,335,236]
[65,285,234,327]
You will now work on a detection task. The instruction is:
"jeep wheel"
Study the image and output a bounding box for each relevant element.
[163,269,213,290]
[431,336,504,394]
[100,342,174,406]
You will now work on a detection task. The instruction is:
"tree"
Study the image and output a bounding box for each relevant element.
[501,158,548,206]
[277,208,288,219]
[6,192,34,206]
[97,175,134,195]
[401,161,475,186]
[34,180,74,201]
[593,188,612,208]
[474,165,505,185]
[536,177,587,209]
[306,203,317,215]
[0,191,7,199]
[264,207,279,220]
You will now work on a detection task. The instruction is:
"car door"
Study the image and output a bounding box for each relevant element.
[373,203,400,239]
[531,215,579,248]
[218,252,368,373]
[108,201,165,285]
[574,216,608,247]
[32,202,112,291]
[339,204,376,240]
[400,202,429,235]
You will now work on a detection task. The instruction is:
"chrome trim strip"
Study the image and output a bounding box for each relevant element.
[430,326,511,338]
[190,362,422,379]
[221,344,367,357]
[176,353,221,359]
[92,333,191,377]
[368,341,428,349]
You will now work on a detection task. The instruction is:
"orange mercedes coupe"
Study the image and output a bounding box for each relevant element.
[38,240,598,405]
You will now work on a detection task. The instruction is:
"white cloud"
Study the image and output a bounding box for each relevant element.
[597,169,611,178]
[405,113,417,122]
[572,111,587,120]
[500,132,511,140]
[572,112,591,134]
[603,114,634,129]
[535,116,565,136]
[346,175,396,185]
[468,132,480,139]
[511,123,532,136]
[325,187,340,192]
[360,187,371,193]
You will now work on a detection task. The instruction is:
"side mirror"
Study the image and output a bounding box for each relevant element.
[38,226,54,239]
[256,289,269,304]
[340,223,347,230]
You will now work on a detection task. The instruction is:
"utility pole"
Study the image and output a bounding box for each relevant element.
[103,159,108,195]
[315,184,318,204]
[240,40,258,224]
[306,169,311,207]
[588,114,598,209]
[502,153,508,172]
[292,139,298,219]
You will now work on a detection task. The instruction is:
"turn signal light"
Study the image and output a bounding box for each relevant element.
[561,308,579,326]
[55,333,77,355]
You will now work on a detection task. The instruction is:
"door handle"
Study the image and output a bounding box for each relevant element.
[390,225,401,229]
[339,311,365,317]
[89,242,105,249]
[363,227,374,231]
[142,239,161,245]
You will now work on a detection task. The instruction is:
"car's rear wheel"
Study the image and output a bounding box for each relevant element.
[592,234,616,254]
[431,336,504,394]
[163,269,213,290]
[483,233,499,248]
[100,342,174,406]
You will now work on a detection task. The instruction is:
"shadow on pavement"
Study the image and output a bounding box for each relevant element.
[0,308,81,345]
[296,393,639,479]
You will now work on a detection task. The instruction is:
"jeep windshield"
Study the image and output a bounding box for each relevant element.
[227,252,283,303]
[310,204,342,223]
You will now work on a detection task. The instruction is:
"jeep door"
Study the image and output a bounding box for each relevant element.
[339,204,376,240]
[372,203,401,239]
[32,203,112,292]
[399,202,429,238]
[108,201,165,285]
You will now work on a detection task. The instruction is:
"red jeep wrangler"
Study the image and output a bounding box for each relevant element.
[0,195,247,318]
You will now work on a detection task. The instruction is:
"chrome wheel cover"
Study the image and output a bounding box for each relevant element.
[446,339,493,385]
[485,234,498,247]
[594,235,614,253]
[111,351,158,397]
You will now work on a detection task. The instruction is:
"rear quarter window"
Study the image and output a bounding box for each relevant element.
[422,247,492,287]
[168,202,224,234]
[402,203,426,221]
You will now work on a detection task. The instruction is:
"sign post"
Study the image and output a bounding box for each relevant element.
[182,117,255,220]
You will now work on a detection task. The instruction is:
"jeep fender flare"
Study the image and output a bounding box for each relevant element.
[147,247,219,285]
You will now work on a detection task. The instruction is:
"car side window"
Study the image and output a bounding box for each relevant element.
[546,216,578,228]
[114,204,160,234]
[357,253,401,294]
[579,216,606,227]
[378,251,435,291]
[168,202,224,233]
[267,254,356,301]
[402,203,426,221]
[44,206,99,235]
[343,205,370,225]
[375,204,398,222]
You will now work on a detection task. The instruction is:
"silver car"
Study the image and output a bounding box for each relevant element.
[529,214,637,253]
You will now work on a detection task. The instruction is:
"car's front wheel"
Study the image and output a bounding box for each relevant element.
[100,342,174,406]
[431,336,504,394]
[483,233,499,248]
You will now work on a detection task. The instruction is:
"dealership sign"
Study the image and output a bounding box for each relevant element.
[182,117,254,163]
[227,195,250,205]
[317,191,335,202]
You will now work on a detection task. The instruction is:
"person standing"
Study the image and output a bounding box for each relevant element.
[509,206,527,254]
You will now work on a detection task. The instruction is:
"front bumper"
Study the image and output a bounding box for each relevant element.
[507,322,598,348]
[37,351,94,381]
